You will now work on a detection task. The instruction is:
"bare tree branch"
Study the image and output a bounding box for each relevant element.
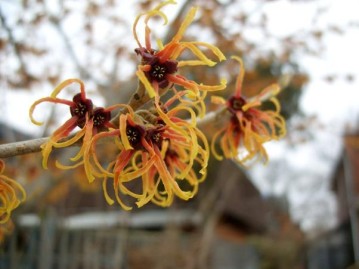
[0,137,48,158]
[0,102,227,159]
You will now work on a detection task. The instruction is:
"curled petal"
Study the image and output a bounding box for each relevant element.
[84,129,120,182]
[133,0,176,49]
[171,6,197,43]
[55,119,94,170]
[243,84,280,111]
[103,176,115,205]
[50,78,86,100]
[0,160,26,224]
[231,56,245,98]
[119,115,133,150]
[176,42,217,67]
[41,116,79,169]
[29,97,74,126]
[167,74,199,94]
[136,69,157,98]
[176,41,226,67]
[211,96,227,105]
[197,78,227,92]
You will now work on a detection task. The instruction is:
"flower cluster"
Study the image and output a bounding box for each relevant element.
[0,159,26,224]
[24,1,287,211]
[211,56,286,165]
[84,100,208,209]
[25,1,225,210]
[29,78,119,169]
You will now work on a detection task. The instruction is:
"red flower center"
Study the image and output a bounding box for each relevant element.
[70,93,94,128]
[135,48,178,88]
[146,128,164,149]
[228,96,246,113]
[93,108,111,129]
[126,125,145,149]
[151,64,167,80]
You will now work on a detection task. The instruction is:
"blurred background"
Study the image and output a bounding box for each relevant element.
[0,0,359,268]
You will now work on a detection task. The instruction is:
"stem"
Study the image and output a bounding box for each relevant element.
[196,107,227,129]
[0,138,48,158]
[110,81,148,126]
[0,106,227,159]
[0,82,149,159]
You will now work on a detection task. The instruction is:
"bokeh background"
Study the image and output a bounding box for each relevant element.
[1,0,359,268]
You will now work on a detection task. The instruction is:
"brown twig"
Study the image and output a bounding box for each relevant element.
[0,81,176,158]
[0,138,48,158]
[196,107,227,129]
[0,97,226,159]
[109,81,148,126]
[0,82,147,159]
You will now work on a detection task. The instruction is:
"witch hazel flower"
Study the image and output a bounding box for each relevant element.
[211,56,286,165]
[29,79,118,169]
[84,99,209,209]
[133,0,226,100]
[0,159,26,224]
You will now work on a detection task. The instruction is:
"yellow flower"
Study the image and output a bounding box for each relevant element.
[138,101,209,207]
[211,56,286,165]
[29,79,118,169]
[0,160,26,224]
[84,102,209,210]
[133,0,226,99]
